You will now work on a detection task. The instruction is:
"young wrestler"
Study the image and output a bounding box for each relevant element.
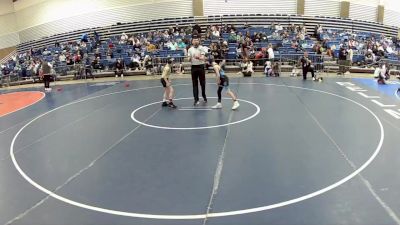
[161,58,177,108]
[211,59,240,110]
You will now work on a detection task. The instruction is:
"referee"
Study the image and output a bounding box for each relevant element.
[188,31,207,106]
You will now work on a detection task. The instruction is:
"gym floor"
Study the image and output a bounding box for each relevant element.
[1,76,400,225]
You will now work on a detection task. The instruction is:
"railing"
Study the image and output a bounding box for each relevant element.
[3,53,400,88]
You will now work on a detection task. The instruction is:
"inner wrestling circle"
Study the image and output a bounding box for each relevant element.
[130,97,261,130]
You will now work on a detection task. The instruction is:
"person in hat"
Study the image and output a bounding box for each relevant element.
[188,31,207,106]
[161,58,177,108]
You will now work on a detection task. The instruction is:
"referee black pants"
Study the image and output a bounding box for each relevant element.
[191,65,207,101]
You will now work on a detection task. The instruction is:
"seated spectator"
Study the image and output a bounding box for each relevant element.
[193,23,202,34]
[375,63,390,84]
[255,50,265,66]
[146,42,157,52]
[66,56,74,66]
[92,57,104,70]
[241,57,254,77]
[130,54,142,70]
[211,26,220,38]
[237,32,244,43]
[326,47,334,58]
[275,23,283,31]
[272,62,280,77]
[81,33,89,43]
[248,46,256,60]
[298,32,305,41]
[73,54,82,64]
[42,48,51,56]
[59,53,66,62]
[95,48,101,58]
[253,33,261,43]
[106,49,113,59]
[120,32,128,44]
[365,50,375,65]
[185,25,193,35]
[167,40,178,50]
[143,55,154,75]
[271,32,280,40]
[264,61,272,76]
[177,39,187,55]
[236,44,243,59]
[228,31,237,43]
[108,41,114,49]
[220,41,229,58]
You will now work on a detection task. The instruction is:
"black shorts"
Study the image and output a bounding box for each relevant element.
[161,78,168,87]
[219,75,229,88]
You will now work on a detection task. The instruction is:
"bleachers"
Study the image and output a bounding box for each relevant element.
[17,14,398,54]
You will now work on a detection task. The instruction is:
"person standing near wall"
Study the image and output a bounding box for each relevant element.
[188,31,207,106]
[338,47,348,75]
[40,60,53,92]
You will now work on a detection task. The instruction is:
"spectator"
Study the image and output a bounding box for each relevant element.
[375,63,390,84]
[267,44,275,62]
[338,47,348,75]
[92,57,103,71]
[40,60,53,91]
[115,58,124,78]
[177,39,187,55]
[143,55,154,75]
[81,33,89,43]
[84,57,94,79]
[264,60,272,76]
[275,23,283,31]
[59,53,66,62]
[185,25,193,35]
[167,40,178,50]
[300,52,316,80]
[193,23,202,34]
[346,48,354,74]
[146,42,157,52]
[130,54,142,70]
[241,57,253,77]
[212,26,220,38]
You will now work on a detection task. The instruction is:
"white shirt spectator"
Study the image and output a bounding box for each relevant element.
[242,61,254,73]
[386,46,393,54]
[121,33,128,41]
[132,55,141,64]
[59,54,66,62]
[348,48,353,62]
[168,42,178,51]
[212,30,220,37]
[268,47,275,60]
[275,24,283,31]
[299,33,305,41]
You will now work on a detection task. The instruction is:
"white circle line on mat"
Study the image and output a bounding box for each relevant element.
[10,82,384,220]
[131,97,260,130]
